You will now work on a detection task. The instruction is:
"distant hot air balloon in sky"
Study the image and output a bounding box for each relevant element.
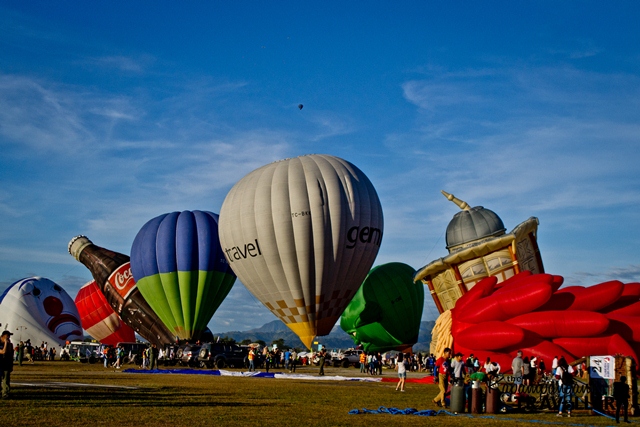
[218,154,384,348]
[130,210,236,341]
[74,280,135,346]
[340,262,424,352]
[0,277,82,346]
[298,104,303,110]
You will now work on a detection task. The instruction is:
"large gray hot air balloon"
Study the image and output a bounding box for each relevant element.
[218,154,384,348]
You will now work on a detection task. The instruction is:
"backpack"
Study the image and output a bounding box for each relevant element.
[561,367,573,385]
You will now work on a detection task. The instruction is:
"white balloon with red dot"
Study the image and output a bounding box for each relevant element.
[0,277,83,347]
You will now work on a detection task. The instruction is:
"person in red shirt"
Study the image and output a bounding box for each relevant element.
[432,347,451,408]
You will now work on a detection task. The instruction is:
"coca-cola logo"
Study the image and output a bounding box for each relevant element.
[115,269,133,290]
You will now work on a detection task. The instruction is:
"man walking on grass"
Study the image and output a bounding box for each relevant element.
[0,331,14,400]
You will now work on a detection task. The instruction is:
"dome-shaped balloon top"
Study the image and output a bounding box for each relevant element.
[442,191,506,251]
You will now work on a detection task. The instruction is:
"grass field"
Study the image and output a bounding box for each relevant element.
[0,361,625,427]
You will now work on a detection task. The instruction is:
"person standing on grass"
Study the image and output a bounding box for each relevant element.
[248,347,255,372]
[395,353,408,391]
[511,350,524,393]
[318,349,326,376]
[115,346,123,369]
[451,352,466,385]
[263,346,270,372]
[555,357,574,418]
[614,376,630,423]
[17,341,24,366]
[0,331,14,400]
[103,346,110,368]
[432,347,451,408]
[149,343,159,370]
[523,356,531,386]
[141,346,148,368]
[284,349,291,371]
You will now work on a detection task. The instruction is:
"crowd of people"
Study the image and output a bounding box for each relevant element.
[0,328,632,422]
[429,347,611,419]
[10,340,59,364]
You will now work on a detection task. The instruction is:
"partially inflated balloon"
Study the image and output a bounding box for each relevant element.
[0,277,82,346]
[130,211,236,340]
[74,281,135,346]
[340,262,423,352]
[435,272,640,372]
[219,154,384,348]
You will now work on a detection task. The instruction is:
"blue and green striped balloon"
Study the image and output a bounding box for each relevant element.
[130,211,236,340]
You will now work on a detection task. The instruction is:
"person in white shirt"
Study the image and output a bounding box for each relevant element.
[395,353,408,392]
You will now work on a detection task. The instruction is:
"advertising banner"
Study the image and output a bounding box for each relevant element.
[589,355,615,379]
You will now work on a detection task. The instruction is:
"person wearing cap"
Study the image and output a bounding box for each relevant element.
[0,331,14,399]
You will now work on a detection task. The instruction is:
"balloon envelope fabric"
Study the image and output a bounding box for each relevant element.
[0,277,83,346]
[341,262,423,352]
[218,154,384,348]
[130,211,236,340]
[74,280,136,346]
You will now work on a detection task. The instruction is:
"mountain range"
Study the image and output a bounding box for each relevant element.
[213,320,436,353]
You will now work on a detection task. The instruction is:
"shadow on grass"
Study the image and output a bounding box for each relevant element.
[9,388,283,408]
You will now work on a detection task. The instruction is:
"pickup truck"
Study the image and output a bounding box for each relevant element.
[331,349,363,368]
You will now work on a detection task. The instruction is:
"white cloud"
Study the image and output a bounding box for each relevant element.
[569,264,640,286]
[367,64,640,297]
[0,75,94,153]
[85,55,153,73]
[0,246,75,267]
[395,66,640,216]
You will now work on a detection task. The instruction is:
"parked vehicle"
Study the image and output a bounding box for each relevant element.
[198,342,248,369]
[331,349,363,368]
[159,344,180,366]
[63,341,101,363]
[178,345,201,367]
[117,342,148,365]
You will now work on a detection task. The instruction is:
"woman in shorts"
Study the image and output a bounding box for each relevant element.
[396,352,407,391]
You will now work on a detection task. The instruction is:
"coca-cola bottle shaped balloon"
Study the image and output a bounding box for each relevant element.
[68,235,175,346]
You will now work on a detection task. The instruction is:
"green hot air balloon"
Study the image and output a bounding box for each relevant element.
[130,211,236,341]
[340,262,424,352]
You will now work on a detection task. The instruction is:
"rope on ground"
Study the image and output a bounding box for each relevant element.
[589,407,618,421]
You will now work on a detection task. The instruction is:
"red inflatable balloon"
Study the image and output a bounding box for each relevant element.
[457,281,552,323]
[447,273,639,373]
[75,281,135,346]
[507,311,610,338]
[456,321,525,351]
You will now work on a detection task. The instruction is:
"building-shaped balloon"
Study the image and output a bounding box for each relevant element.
[414,191,544,313]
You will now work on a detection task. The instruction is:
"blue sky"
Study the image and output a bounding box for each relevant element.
[1,2,639,333]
